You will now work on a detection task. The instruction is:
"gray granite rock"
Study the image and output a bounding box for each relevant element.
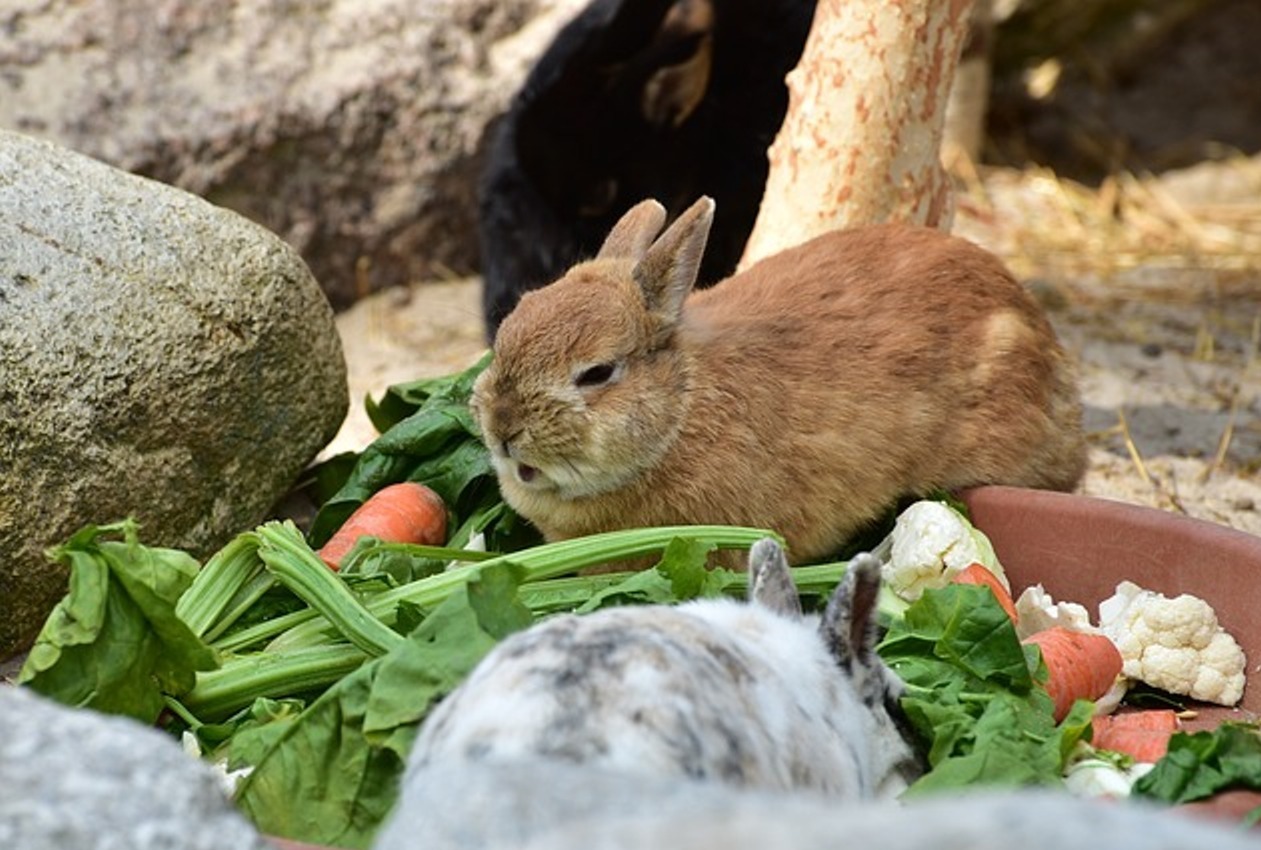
[375,760,1261,850]
[0,0,587,307]
[0,130,347,656]
[0,685,271,850]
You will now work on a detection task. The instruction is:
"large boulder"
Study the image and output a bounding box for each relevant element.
[0,130,347,657]
[0,0,587,308]
[0,685,271,850]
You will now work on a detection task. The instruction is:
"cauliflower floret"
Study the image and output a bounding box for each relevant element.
[1014,584,1098,640]
[1098,581,1247,706]
[880,501,1008,603]
[1064,755,1154,799]
[181,731,252,796]
[1015,584,1128,714]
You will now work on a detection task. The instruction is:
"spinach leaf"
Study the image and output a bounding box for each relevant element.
[878,583,1092,795]
[193,697,307,762]
[889,583,1033,691]
[1133,722,1261,805]
[18,521,219,724]
[365,351,492,434]
[235,562,531,849]
[574,536,738,612]
[307,353,540,555]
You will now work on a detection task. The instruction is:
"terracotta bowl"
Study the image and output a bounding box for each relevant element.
[960,485,1260,722]
[959,485,1261,823]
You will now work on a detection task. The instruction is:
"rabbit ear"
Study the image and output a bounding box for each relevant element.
[596,199,668,261]
[820,553,884,679]
[746,538,802,619]
[633,195,714,326]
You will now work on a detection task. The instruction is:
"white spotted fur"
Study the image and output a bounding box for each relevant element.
[409,544,921,799]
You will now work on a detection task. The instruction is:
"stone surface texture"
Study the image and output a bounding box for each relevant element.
[0,685,271,850]
[0,0,587,308]
[374,760,1261,850]
[0,130,347,656]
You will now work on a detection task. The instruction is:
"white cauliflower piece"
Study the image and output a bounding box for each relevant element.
[1015,584,1128,714]
[1064,756,1154,799]
[1098,581,1247,706]
[881,501,1007,602]
[1014,584,1098,640]
[181,731,253,796]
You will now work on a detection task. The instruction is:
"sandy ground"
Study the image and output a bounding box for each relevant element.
[329,167,1261,539]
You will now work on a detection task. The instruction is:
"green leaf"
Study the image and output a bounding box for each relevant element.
[363,563,531,737]
[306,352,538,555]
[878,583,1083,796]
[571,536,740,614]
[195,697,307,767]
[884,584,1031,691]
[465,563,534,640]
[1056,699,1096,764]
[1133,722,1261,805]
[365,351,492,434]
[234,659,403,850]
[18,521,219,724]
[655,536,714,598]
[573,568,677,613]
[234,562,530,849]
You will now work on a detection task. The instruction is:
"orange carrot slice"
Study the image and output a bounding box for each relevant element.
[1092,710,1180,763]
[317,482,447,570]
[951,562,1019,623]
[1023,627,1124,721]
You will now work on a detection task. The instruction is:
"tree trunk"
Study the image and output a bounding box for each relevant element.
[739,0,975,268]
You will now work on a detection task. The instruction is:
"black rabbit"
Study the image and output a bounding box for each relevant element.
[478,0,817,337]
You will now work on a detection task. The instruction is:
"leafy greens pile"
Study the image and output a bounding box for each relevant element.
[880,583,1095,795]
[14,355,1261,847]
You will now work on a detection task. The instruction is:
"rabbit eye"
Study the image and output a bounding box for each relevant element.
[574,362,620,388]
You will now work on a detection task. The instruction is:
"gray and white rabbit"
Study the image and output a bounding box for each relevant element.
[408,541,923,800]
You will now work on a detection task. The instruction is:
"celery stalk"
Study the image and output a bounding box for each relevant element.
[211,607,322,654]
[175,533,265,639]
[182,644,367,720]
[202,572,279,644]
[266,525,778,652]
[254,521,404,657]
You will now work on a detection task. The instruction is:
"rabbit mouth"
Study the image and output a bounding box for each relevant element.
[497,453,551,490]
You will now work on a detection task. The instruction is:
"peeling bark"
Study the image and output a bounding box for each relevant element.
[740,0,975,268]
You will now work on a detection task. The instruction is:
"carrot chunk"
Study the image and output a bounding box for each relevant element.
[317,482,447,570]
[1023,627,1124,721]
[1092,710,1180,762]
[951,562,1019,623]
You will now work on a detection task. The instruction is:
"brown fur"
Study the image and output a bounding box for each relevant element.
[472,198,1086,563]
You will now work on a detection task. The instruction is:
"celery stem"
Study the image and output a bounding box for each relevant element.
[183,645,367,720]
[255,521,404,657]
[266,525,777,652]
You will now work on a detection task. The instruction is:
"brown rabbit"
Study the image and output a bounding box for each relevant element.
[471,197,1086,562]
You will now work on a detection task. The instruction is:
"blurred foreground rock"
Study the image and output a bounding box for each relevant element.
[375,760,1261,850]
[0,686,271,850]
[0,131,347,656]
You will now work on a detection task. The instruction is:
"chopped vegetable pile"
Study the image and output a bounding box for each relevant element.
[14,356,1261,848]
